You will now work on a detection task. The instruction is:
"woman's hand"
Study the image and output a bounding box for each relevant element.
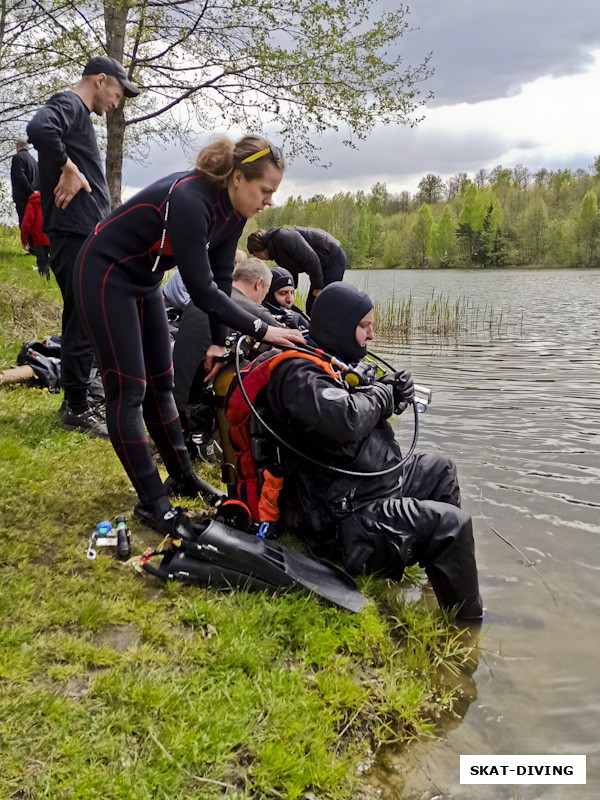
[203,327,304,382]
[263,326,305,347]
[203,344,228,382]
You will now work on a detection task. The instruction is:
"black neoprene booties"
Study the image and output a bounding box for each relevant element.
[264,266,294,307]
[134,503,195,541]
[309,281,372,365]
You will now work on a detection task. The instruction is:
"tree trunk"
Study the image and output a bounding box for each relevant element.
[104,0,128,208]
[106,106,125,208]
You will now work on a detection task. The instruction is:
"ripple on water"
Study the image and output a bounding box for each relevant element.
[354,268,600,800]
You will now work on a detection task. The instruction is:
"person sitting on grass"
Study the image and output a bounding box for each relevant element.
[172,256,285,418]
[229,257,282,325]
[263,281,483,621]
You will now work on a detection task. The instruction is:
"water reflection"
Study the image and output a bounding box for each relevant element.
[334,269,600,799]
[367,629,481,800]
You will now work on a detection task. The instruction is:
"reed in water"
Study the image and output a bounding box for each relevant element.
[372,290,522,339]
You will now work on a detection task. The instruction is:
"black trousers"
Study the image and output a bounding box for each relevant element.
[15,200,28,226]
[172,302,212,415]
[49,234,99,408]
[30,244,50,277]
[335,451,482,618]
[305,248,347,315]
[75,245,193,506]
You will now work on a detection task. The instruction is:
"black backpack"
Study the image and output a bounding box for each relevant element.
[16,336,62,391]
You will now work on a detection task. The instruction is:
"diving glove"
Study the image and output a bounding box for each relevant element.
[380,370,415,415]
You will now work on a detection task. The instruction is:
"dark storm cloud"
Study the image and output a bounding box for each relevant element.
[286,125,525,183]
[398,0,600,106]
[122,1,600,198]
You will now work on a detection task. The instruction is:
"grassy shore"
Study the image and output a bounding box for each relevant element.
[0,228,476,800]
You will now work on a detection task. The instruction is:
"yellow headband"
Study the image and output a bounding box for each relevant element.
[241,148,270,164]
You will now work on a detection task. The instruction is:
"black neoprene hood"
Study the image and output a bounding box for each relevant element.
[265,266,294,306]
[309,281,373,364]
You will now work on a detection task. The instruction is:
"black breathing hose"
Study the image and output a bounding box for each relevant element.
[233,336,419,478]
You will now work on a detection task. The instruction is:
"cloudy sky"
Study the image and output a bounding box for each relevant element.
[123,0,600,202]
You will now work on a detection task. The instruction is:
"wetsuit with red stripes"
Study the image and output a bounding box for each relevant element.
[75,171,268,509]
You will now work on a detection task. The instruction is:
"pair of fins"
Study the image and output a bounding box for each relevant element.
[142,517,368,614]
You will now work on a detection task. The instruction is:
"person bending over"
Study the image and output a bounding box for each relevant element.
[262,266,310,330]
[75,135,303,540]
[247,226,347,314]
[265,282,483,620]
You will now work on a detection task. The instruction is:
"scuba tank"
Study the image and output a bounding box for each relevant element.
[213,335,293,535]
[213,358,238,486]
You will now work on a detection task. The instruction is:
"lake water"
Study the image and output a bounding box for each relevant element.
[335,269,600,800]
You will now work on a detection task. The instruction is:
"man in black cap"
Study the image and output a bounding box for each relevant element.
[27,56,139,437]
[264,281,483,620]
[10,138,39,226]
[262,266,310,330]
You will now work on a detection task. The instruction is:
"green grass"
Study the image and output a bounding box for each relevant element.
[0,228,478,800]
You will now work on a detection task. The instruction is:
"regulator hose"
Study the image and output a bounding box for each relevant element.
[232,336,420,478]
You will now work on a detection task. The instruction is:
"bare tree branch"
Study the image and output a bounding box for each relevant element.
[1,0,432,206]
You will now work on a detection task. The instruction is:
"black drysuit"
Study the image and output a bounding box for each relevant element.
[75,171,268,508]
[266,357,483,618]
[261,227,346,313]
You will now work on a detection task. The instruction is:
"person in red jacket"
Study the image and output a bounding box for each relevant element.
[20,191,50,279]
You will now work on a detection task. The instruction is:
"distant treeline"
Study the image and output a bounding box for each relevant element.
[245,161,600,269]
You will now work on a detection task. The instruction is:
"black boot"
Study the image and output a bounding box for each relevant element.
[164,471,224,502]
[134,503,195,541]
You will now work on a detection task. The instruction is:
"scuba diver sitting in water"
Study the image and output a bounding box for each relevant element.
[262,266,310,331]
[260,282,483,620]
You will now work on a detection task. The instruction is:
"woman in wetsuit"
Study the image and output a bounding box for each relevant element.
[75,135,302,539]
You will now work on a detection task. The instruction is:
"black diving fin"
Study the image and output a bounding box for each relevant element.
[142,518,368,613]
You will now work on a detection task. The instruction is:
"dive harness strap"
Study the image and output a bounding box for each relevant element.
[223,349,343,526]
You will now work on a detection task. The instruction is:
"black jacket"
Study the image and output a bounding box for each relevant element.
[262,227,342,290]
[262,301,309,330]
[10,149,39,205]
[27,91,111,236]
[263,350,481,618]
[266,357,398,534]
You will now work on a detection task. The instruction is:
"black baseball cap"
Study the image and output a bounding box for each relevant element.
[82,56,140,98]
